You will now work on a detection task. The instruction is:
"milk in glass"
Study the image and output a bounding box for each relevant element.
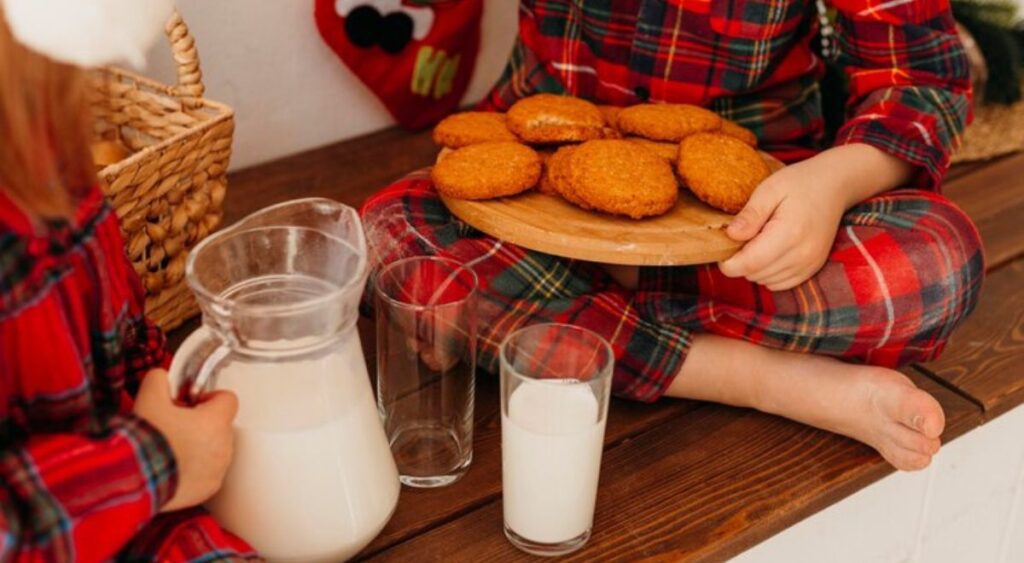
[502,382,606,543]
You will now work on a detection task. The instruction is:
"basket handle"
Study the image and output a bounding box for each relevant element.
[165,10,205,106]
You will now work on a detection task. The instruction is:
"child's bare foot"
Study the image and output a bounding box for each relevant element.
[767,360,945,471]
[668,334,945,471]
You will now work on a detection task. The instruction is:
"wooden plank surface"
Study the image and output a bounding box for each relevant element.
[222,128,436,225]
[921,259,1024,419]
[945,159,992,182]
[359,380,702,557]
[943,153,1024,269]
[163,125,1015,562]
[367,371,979,562]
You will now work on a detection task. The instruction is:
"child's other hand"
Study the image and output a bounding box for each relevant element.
[718,159,846,291]
[718,144,916,291]
[133,369,238,512]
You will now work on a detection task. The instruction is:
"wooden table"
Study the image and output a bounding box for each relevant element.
[168,130,1024,561]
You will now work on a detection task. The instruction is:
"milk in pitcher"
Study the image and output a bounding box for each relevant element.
[207,333,400,562]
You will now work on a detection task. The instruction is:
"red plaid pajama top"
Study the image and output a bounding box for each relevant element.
[0,189,255,561]
[362,0,983,402]
[484,0,972,188]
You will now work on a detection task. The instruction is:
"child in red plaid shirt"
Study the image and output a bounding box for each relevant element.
[363,0,983,471]
[0,8,256,562]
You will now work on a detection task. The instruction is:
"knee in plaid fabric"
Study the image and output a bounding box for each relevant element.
[688,189,984,367]
[830,190,984,365]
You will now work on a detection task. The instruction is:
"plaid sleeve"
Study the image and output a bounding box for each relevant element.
[830,0,972,190]
[124,318,170,397]
[0,415,177,561]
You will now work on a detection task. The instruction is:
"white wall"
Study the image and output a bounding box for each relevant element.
[143,0,519,170]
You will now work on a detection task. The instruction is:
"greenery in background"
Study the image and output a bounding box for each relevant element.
[953,0,1023,104]
[952,0,1019,28]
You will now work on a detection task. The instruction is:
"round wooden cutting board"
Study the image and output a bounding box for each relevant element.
[441,190,741,266]
[437,148,782,266]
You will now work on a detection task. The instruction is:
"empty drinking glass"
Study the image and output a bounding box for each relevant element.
[375,256,478,488]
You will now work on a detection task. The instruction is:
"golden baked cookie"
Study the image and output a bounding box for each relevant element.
[719,119,758,147]
[540,146,589,206]
[763,152,785,174]
[625,137,679,162]
[540,145,588,206]
[677,133,770,213]
[535,149,558,195]
[506,93,606,143]
[537,171,558,195]
[617,104,722,142]
[432,142,541,200]
[599,105,622,128]
[566,140,678,219]
[433,111,518,148]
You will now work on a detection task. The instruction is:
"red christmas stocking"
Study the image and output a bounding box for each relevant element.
[315,0,484,129]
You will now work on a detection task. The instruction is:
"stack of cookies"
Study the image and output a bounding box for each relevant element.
[431,94,775,219]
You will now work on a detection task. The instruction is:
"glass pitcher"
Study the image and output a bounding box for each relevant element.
[169,198,400,562]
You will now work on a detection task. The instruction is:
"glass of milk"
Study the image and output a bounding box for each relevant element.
[375,256,477,488]
[500,323,613,557]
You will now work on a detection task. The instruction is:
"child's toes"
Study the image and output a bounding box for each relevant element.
[888,422,941,455]
[891,385,946,439]
[883,445,934,472]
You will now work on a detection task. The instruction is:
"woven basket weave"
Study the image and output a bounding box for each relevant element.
[91,11,234,331]
[952,94,1024,163]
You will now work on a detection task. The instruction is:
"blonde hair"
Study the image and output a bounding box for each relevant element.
[0,9,96,220]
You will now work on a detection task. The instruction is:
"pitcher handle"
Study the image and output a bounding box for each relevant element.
[168,326,229,406]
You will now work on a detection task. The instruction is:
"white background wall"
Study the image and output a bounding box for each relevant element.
[143,0,520,170]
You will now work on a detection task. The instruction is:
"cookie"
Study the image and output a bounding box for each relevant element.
[432,142,542,200]
[541,145,590,206]
[566,140,678,219]
[625,137,679,162]
[617,104,722,142]
[719,119,758,147]
[763,152,785,174]
[535,149,558,195]
[599,105,623,128]
[506,93,606,143]
[433,111,518,148]
[677,133,770,213]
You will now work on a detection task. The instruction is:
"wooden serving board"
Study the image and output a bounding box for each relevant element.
[438,148,783,266]
[441,190,740,266]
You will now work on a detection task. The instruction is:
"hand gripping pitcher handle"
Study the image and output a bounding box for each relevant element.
[168,326,228,406]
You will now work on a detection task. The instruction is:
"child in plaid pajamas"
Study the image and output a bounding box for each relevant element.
[0,8,256,562]
[363,0,983,472]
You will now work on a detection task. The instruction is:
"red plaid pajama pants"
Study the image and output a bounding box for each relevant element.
[361,170,984,402]
[117,508,258,562]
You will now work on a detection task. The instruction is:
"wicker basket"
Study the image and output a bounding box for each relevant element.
[952,93,1024,164]
[91,11,234,331]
